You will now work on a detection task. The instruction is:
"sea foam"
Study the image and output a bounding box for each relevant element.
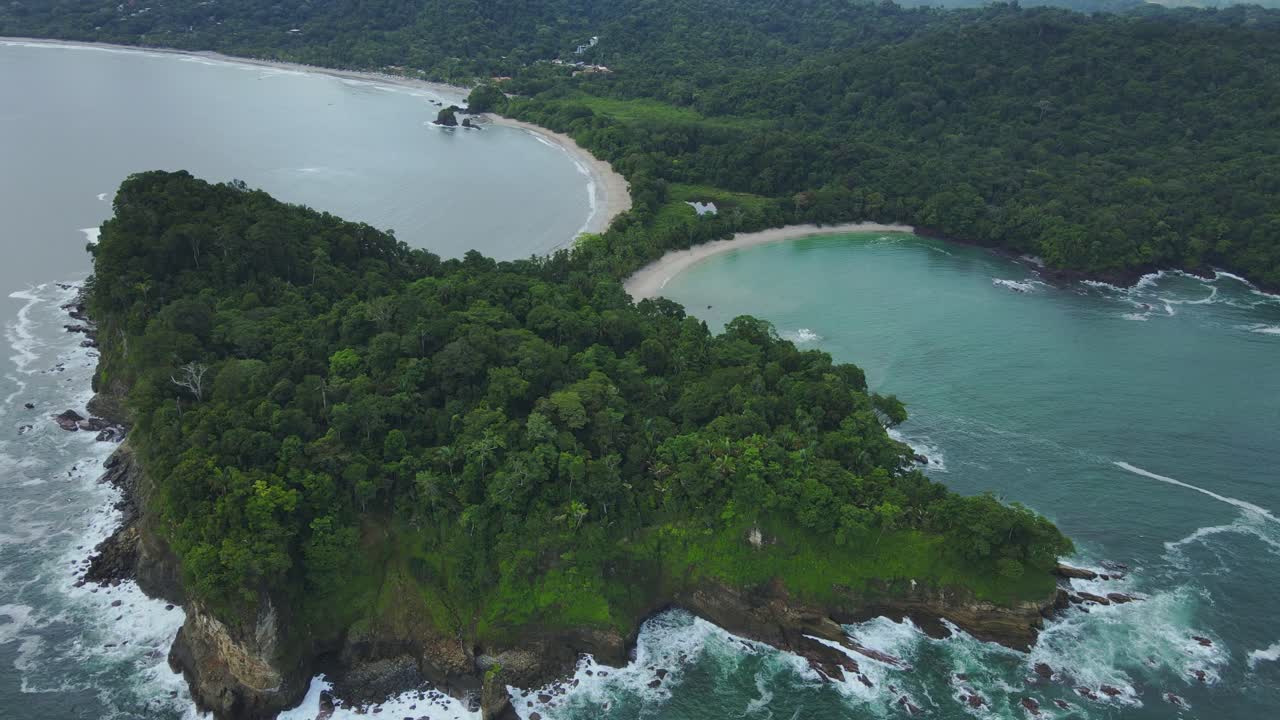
[1114,461,1277,524]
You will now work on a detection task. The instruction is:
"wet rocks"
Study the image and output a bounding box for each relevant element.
[18,424,32,435]
[23,402,34,409]
[1099,685,1122,698]
[1021,697,1041,715]
[1033,663,1053,680]
[84,525,140,585]
[1052,564,1097,581]
[897,696,921,714]
[912,453,929,465]
[1076,592,1111,606]
[1165,692,1185,706]
[1106,593,1136,604]
[1192,635,1213,647]
[54,409,84,430]
[1074,686,1099,701]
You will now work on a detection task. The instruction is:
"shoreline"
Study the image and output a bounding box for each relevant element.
[480,115,632,239]
[624,222,915,300]
[0,36,633,245]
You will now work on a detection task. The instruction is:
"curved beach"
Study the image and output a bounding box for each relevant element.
[484,116,632,239]
[2,37,633,246]
[624,222,915,300]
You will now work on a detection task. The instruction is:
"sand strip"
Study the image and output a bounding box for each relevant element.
[2,37,633,245]
[624,222,915,300]
[482,116,632,240]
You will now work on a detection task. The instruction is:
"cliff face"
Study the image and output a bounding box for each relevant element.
[89,445,1059,719]
[88,435,1059,720]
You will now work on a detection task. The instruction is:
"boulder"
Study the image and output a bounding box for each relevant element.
[1052,564,1097,581]
[1021,697,1040,715]
[54,410,84,431]
[1076,592,1110,605]
[1106,593,1136,604]
[23,402,34,409]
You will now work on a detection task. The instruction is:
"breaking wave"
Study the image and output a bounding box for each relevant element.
[1114,462,1277,524]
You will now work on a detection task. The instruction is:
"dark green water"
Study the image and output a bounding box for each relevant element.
[510,233,1280,719]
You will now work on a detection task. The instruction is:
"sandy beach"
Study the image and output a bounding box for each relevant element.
[482,116,632,239]
[1,37,633,244]
[624,222,915,300]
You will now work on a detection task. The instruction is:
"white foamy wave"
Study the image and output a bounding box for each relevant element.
[1240,324,1280,336]
[1082,279,1127,293]
[279,675,477,719]
[6,286,45,372]
[992,278,1041,293]
[1164,511,1280,571]
[1036,583,1227,700]
[1248,641,1280,668]
[80,227,100,245]
[1120,312,1149,322]
[783,328,822,344]
[888,428,947,472]
[510,610,798,719]
[1114,461,1278,524]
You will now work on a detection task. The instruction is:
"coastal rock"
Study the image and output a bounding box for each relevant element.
[83,525,140,585]
[1076,592,1110,605]
[24,402,34,409]
[169,598,312,720]
[18,424,32,435]
[433,106,459,127]
[912,453,929,465]
[1192,635,1213,647]
[96,425,126,442]
[1021,697,1040,715]
[1033,662,1053,680]
[54,409,84,431]
[77,417,111,432]
[1106,593,1136,604]
[1052,564,1097,581]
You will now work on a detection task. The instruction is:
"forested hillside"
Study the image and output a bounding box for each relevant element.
[6,1,1279,288]
[89,171,1069,636]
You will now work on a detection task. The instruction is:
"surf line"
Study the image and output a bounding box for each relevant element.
[1114,461,1277,523]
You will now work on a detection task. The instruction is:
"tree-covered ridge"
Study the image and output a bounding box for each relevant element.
[9,2,1280,288]
[89,172,1069,634]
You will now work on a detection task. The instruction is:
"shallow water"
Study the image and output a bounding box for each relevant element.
[0,40,590,719]
[585,232,1279,719]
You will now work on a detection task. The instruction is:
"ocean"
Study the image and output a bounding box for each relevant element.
[3,40,1279,720]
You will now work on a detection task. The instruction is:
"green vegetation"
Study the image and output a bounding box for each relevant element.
[10,1,1279,288]
[88,172,1070,638]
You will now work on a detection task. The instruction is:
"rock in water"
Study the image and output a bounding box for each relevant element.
[54,409,84,431]
[1052,564,1098,580]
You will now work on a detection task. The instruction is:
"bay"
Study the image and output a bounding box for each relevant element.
[0,40,591,719]
[592,231,1280,719]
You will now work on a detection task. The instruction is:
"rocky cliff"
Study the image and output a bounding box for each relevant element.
[85,448,1062,720]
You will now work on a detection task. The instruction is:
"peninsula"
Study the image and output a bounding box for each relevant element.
[85,171,1071,718]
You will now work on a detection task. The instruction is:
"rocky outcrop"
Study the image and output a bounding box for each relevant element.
[169,598,313,719]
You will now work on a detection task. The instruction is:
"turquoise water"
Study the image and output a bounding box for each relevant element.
[512,233,1280,719]
[3,39,1279,720]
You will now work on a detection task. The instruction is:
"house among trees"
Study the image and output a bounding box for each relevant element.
[574,36,599,55]
[687,201,718,216]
